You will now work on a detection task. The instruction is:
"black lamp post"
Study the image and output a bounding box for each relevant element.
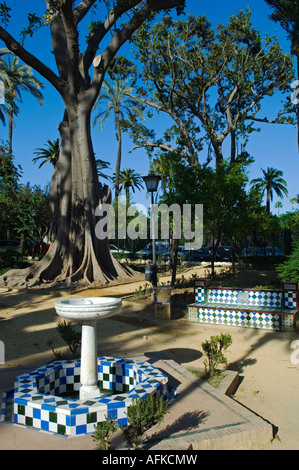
[142,173,161,286]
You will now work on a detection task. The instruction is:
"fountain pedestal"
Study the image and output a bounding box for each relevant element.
[80,320,99,399]
[55,297,122,400]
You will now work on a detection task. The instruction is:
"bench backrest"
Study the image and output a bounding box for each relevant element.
[194,279,299,310]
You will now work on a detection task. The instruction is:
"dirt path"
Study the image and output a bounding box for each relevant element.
[0,264,298,450]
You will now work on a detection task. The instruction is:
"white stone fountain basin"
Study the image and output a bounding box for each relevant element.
[55,297,122,321]
[54,297,122,400]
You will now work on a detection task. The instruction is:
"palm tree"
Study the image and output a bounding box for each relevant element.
[264,0,299,149]
[275,201,283,215]
[291,194,299,211]
[0,48,14,127]
[95,158,112,183]
[251,167,288,213]
[93,78,144,199]
[0,53,44,153]
[117,168,144,208]
[33,139,60,168]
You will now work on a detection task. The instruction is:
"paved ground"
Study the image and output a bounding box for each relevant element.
[0,265,298,450]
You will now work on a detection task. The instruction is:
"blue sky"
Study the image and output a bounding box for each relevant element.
[1,0,298,214]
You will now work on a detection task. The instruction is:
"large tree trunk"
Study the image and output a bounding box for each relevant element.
[0,103,136,288]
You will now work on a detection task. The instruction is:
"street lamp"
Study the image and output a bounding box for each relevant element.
[142,173,161,287]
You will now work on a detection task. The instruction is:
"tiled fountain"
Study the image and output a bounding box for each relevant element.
[0,297,169,436]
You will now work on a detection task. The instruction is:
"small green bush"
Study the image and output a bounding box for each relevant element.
[201,333,233,379]
[0,248,29,275]
[56,320,81,355]
[47,320,81,358]
[276,246,299,282]
[122,395,169,450]
[93,415,119,450]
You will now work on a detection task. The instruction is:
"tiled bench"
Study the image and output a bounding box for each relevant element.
[187,280,298,332]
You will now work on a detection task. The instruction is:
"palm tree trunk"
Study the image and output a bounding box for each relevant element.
[297,54,299,152]
[115,112,122,199]
[8,109,13,154]
[266,188,271,213]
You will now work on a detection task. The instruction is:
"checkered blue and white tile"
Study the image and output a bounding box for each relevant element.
[195,286,205,303]
[284,291,297,309]
[207,289,239,305]
[0,356,169,437]
[187,305,295,332]
[247,290,282,308]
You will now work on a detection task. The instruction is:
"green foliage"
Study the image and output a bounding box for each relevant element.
[56,320,81,356]
[239,255,285,270]
[276,244,299,281]
[129,9,295,166]
[0,248,29,275]
[93,415,119,450]
[201,333,233,379]
[122,395,169,450]
[250,167,288,213]
[0,2,11,27]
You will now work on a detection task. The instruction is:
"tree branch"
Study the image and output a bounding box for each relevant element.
[88,0,184,103]
[0,26,63,93]
[73,0,97,24]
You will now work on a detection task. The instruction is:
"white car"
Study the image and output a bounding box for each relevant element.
[109,244,130,254]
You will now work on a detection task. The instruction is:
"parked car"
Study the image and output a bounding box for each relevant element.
[180,247,212,262]
[265,247,284,256]
[136,241,170,259]
[216,246,238,261]
[109,244,130,254]
[242,246,283,256]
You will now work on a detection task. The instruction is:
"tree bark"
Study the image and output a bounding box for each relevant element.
[114,111,122,199]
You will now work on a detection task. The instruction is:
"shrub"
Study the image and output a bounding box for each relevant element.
[0,248,29,275]
[122,395,169,450]
[276,246,299,282]
[93,415,119,450]
[47,320,81,359]
[201,333,233,379]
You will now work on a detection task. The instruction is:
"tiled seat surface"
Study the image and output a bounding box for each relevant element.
[189,281,298,332]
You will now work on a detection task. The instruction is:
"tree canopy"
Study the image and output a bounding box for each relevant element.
[124,10,295,166]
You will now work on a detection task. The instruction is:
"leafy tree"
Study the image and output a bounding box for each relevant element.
[0,52,44,153]
[264,0,299,148]
[15,183,50,254]
[276,241,299,281]
[0,0,185,288]
[93,78,144,198]
[126,10,295,167]
[250,167,288,213]
[0,140,22,239]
